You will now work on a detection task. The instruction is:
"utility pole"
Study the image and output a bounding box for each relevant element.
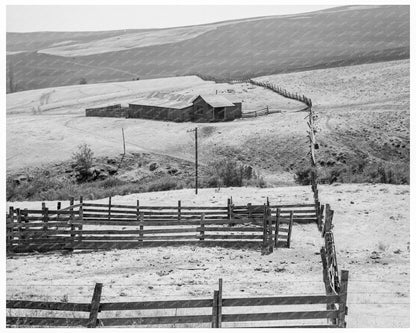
[187,127,198,194]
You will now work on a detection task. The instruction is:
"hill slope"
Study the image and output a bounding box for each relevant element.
[6,5,409,91]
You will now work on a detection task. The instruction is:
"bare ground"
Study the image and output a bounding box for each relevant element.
[6,184,410,328]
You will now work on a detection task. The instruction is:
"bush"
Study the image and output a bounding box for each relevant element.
[72,144,94,181]
[146,177,182,192]
[294,158,409,185]
[205,159,263,188]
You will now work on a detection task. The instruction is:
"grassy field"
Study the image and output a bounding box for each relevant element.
[6,5,409,91]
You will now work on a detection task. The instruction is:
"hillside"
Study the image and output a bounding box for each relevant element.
[6,59,409,191]
[6,5,409,92]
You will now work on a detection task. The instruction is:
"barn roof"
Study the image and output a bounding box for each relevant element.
[197,95,236,108]
[129,92,195,109]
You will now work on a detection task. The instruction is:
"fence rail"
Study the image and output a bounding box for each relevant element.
[7,276,349,328]
[6,197,316,254]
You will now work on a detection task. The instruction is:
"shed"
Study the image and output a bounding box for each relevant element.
[192,95,242,122]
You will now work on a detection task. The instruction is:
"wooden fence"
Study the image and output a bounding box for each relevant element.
[6,198,319,254]
[7,275,349,328]
[241,106,282,118]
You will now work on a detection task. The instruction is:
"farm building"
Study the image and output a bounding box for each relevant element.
[85,92,242,122]
[127,92,195,122]
[192,95,242,122]
[85,104,128,118]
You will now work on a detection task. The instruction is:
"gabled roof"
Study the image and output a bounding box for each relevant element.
[197,95,236,108]
[130,92,195,109]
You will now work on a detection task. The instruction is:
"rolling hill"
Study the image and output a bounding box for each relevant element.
[6,5,409,92]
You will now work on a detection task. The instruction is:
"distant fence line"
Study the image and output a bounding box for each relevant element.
[7,275,349,328]
[5,197,321,254]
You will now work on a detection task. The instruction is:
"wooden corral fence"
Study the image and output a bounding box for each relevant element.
[6,197,320,254]
[7,275,349,328]
[242,106,282,118]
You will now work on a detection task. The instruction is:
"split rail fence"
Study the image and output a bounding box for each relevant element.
[6,197,318,254]
[7,276,349,328]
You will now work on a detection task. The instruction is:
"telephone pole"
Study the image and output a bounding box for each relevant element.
[187,127,198,194]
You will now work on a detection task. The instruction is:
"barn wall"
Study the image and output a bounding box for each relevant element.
[192,97,214,122]
[85,104,128,118]
[127,104,192,122]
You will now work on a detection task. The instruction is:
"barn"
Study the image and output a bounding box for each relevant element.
[85,92,242,122]
[85,104,127,117]
[192,95,242,122]
[127,92,194,122]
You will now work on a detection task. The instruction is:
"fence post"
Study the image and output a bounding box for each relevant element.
[319,204,325,232]
[262,204,267,247]
[42,204,48,239]
[337,270,349,327]
[211,290,219,328]
[178,200,181,222]
[320,247,337,325]
[57,202,61,220]
[87,283,103,328]
[22,208,28,240]
[227,198,231,220]
[287,211,293,248]
[274,208,281,248]
[139,213,144,242]
[78,197,83,245]
[69,197,75,249]
[322,204,330,236]
[16,208,22,245]
[217,278,223,328]
[200,213,205,241]
[108,196,112,220]
[247,203,252,218]
[7,209,12,253]
[266,106,269,114]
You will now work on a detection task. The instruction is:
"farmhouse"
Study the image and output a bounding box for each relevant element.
[85,92,242,122]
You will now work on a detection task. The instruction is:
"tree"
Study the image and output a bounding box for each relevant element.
[79,78,87,85]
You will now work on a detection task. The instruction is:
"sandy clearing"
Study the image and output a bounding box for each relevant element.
[6,184,409,327]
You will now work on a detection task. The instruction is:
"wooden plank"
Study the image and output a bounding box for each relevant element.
[218,279,223,328]
[287,211,294,248]
[222,310,338,322]
[200,213,205,241]
[99,315,212,326]
[87,283,103,328]
[212,290,219,328]
[274,208,280,248]
[222,295,340,306]
[337,270,349,327]
[108,197,112,221]
[6,300,90,312]
[82,203,227,210]
[6,317,89,327]
[11,241,263,252]
[99,299,212,311]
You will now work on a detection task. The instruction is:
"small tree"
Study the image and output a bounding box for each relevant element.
[72,144,94,181]
[79,78,87,85]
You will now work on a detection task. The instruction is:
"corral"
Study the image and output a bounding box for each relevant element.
[85,92,242,123]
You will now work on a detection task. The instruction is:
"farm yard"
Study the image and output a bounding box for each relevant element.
[5,4,411,328]
[6,184,409,327]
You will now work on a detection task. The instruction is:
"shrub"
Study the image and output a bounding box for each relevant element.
[206,159,263,187]
[146,177,182,192]
[72,144,94,181]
